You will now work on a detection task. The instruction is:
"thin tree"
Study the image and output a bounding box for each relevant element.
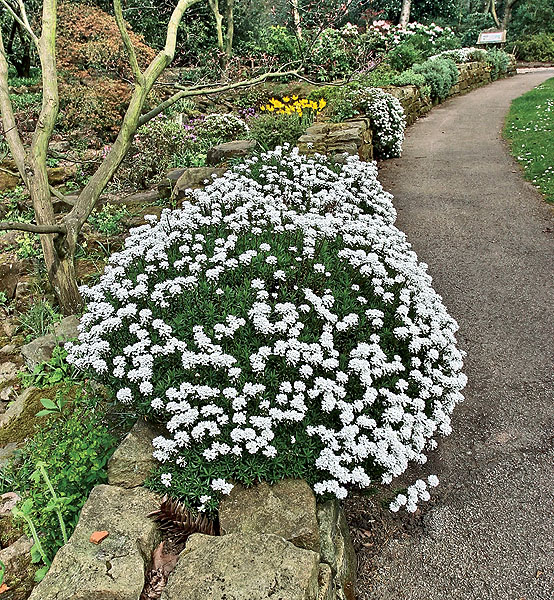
[399,0,411,27]
[0,0,296,314]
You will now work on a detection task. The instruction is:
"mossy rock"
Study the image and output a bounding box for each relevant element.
[0,517,24,549]
[0,386,65,446]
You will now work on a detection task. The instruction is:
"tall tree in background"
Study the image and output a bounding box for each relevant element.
[399,0,410,27]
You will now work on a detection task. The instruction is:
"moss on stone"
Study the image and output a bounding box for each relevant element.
[0,386,62,446]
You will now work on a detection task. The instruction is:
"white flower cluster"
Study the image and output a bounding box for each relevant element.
[354,88,406,158]
[368,20,455,48]
[389,474,439,513]
[429,47,487,64]
[67,146,466,510]
[197,112,249,140]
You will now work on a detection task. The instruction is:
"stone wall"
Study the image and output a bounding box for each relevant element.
[28,420,356,600]
[297,119,373,162]
[297,61,514,157]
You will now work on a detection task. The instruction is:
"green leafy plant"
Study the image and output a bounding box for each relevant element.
[88,202,129,236]
[4,400,118,565]
[36,392,69,417]
[21,347,78,388]
[413,57,459,100]
[16,232,41,259]
[388,41,424,72]
[18,299,62,341]
[485,49,511,81]
[247,113,307,150]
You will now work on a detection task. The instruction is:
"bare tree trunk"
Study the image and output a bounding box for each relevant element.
[490,0,501,27]
[399,0,411,27]
[208,0,225,53]
[225,0,234,57]
[291,0,302,40]
[501,0,521,30]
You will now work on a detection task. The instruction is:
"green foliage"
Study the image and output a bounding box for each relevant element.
[15,232,41,259]
[18,300,62,342]
[8,91,42,112]
[514,34,554,62]
[3,398,117,563]
[247,113,307,150]
[21,347,78,388]
[509,0,554,40]
[249,25,301,61]
[485,49,510,81]
[389,69,426,87]
[387,42,424,72]
[7,66,41,88]
[412,57,458,100]
[448,12,495,48]
[504,78,554,204]
[88,203,128,236]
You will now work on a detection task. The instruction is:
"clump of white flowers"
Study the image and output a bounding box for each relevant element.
[196,112,249,140]
[429,47,487,64]
[67,146,466,514]
[354,88,406,158]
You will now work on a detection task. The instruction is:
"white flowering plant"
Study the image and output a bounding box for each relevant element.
[195,112,250,142]
[429,47,487,64]
[354,88,406,159]
[68,146,466,515]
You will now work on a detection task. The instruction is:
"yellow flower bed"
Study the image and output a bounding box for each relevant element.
[260,95,327,116]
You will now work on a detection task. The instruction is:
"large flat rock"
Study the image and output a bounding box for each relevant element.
[162,532,320,600]
[108,420,161,488]
[28,485,161,600]
[219,479,320,553]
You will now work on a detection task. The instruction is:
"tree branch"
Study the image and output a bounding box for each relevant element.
[113,0,144,83]
[0,0,38,44]
[139,69,299,126]
[0,27,28,182]
[0,220,66,234]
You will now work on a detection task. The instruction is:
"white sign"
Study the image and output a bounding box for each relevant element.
[478,30,506,44]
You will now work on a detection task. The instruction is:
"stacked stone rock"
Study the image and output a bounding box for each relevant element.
[28,420,357,600]
[297,120,373,162]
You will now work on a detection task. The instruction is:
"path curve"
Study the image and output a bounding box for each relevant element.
[364,72,554,600]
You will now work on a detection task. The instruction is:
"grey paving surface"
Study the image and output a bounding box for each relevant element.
[364,72,554,600]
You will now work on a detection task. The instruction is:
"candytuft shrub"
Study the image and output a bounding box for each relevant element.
[68,147,466,514]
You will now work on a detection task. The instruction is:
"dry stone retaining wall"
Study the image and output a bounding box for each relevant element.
[28,420,356,600]
[298,61,514,157]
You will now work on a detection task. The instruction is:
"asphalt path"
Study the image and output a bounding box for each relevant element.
[361,71,554,600]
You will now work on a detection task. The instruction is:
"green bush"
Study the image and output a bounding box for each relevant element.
[1,394,117,563]
[247,113,306,150]
[389,69,426,87]
[413,57,458,100]
[515,34,554,62]
[485,49,511,80]
[388,42,424,72]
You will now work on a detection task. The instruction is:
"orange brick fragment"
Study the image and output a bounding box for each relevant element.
[90,530,109,544]
[0,584,10,594]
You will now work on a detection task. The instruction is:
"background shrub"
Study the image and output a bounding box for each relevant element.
[413,57,458,100]
[514,34,554,62]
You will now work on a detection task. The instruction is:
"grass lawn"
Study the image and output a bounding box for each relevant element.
[504,77,554,203]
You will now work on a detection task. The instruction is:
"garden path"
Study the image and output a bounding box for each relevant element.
[362,71,554,600]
